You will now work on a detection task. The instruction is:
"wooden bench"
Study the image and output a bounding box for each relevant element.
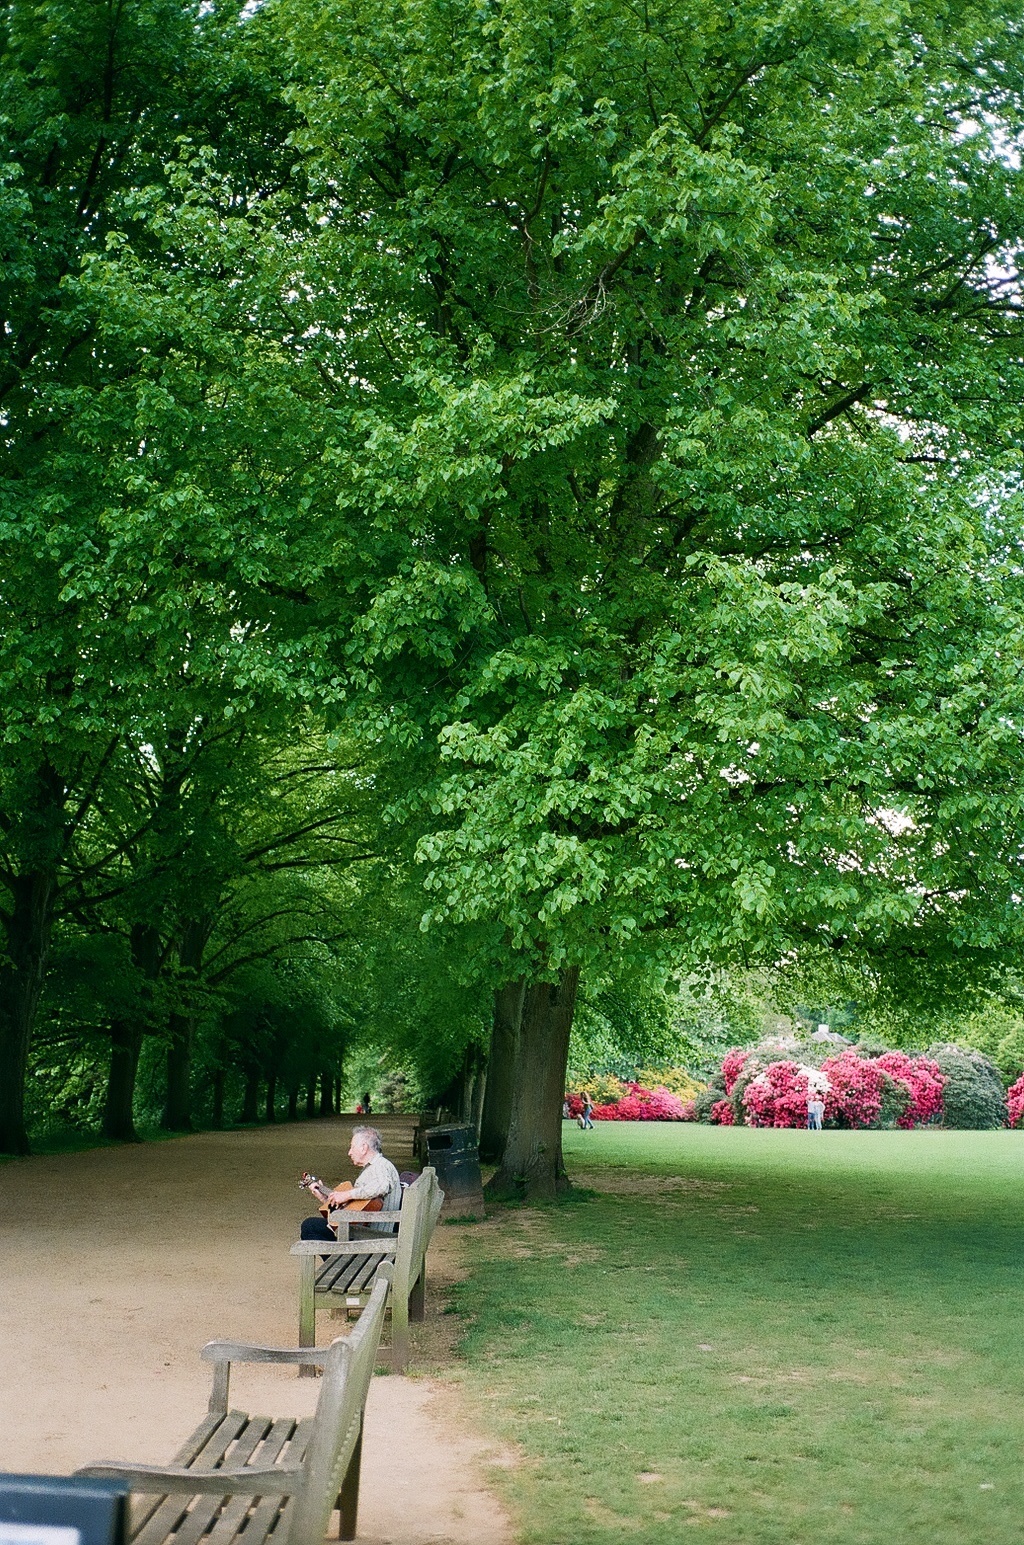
[291,1167,443,1374]
[76,1265,391,1545]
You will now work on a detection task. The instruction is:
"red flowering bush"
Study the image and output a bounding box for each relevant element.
[679,1098,699,1122]
[741,1061,810,1128]
[710,1098,735,1125]
[1007,1073,1024,1129]
[821,1051,888,1128]
[721,1048,750,1094]
[590,1083,689,1121]
[875,1052,945,1127]
[565,1093,584,1118]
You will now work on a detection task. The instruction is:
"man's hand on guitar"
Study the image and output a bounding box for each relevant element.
[326,1184,354,1207]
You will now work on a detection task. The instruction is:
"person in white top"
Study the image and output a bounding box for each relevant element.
[300,1126,403,1241]
[807,1096,825,1130]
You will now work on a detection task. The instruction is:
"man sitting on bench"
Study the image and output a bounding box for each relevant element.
[301,1125,403,1240]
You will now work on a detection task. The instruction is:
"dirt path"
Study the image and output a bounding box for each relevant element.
[0,1118,513,1545]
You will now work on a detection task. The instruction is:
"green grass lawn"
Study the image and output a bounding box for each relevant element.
[454,1125,1024,1544]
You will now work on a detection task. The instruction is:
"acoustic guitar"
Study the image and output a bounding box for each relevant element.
[299,1171,384,1223]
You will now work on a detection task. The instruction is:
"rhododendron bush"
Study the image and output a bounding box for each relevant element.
[742,1061,812,1127]
[875,1052,945,1127]
[565,1081,691,1120]
[1008,1073,1024,1129]
[818,1051,883,1127]
[721,1048,749,1094]
[694,1037,982,1127]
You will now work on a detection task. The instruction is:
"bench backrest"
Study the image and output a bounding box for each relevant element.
[285,1263,392,1545]
[393,1167,442,1298]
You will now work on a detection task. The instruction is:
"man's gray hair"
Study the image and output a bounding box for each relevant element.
[352,1125,382,1152]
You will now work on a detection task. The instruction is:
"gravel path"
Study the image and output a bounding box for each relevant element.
[0,1117,512,1545]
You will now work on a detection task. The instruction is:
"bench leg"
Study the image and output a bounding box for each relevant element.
[337,1418,363,1541]
[391,1291,410,1374]
[299,1256,317,1378]
[408,1268,426,1323]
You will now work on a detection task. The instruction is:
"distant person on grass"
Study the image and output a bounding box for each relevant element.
[807,1095,825,1130]
[579,1093,594,1130]
[300,1126,402,1241]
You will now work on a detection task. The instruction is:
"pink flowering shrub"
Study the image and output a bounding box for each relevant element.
[1007,1073,1024,1129]
[591,1084,689,1121]
[710,1098,735,1126]
[875,1052,945,1127]
[679,1098,699,1122]
[741,1061,810,1128]
[821,1051,888,1128]
[721,1048,750,1094]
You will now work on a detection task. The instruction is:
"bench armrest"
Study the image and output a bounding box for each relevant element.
[200,1341,332,1365]
[75,1463,300,1496]
[328,1205,401,1217]
[290,1240,397,1257]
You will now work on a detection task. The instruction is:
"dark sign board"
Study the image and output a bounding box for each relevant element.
[0,1475,127,1545]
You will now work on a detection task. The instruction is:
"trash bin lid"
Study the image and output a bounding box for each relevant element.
[423,1123,476,1152]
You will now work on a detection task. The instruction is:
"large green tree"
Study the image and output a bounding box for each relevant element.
[0,0,311,1152]
[272,0,1024,1193]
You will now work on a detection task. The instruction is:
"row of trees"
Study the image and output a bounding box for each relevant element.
[4,0,1024,1187]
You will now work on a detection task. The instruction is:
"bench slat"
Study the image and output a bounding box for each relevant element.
[193,1412,293,1545]
[193,1412,250,1471]
[130,1412,250,1545]
[128,1410,227,1538]
[175,1415,275,1545]
[216,1418,316,1545]
[318,1255,371,1295]
[231,1493,289,1545]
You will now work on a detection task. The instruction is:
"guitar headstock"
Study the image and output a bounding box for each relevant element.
[299,1171,323,1193]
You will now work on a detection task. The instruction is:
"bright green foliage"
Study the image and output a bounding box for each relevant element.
[276,0,1024,991]
[0,0,321,1149]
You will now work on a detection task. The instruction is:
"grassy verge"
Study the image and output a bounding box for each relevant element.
[453,1125,1024,1544]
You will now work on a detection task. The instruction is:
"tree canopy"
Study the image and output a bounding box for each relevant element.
[3,0,1024,1180]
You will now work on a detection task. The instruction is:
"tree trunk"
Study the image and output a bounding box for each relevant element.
[471,1062,487,1141]
[163,1013,194,1130]
[102,1018,144,1142]
[305,1079,317,1118]
[240,1068,260,1124]
[319,1071,333,1117]
[485,966,580,1202]
[479,979,525,1162]
[288,1085,299,1120]
[265,1070,277,1123]
[160,919,207,1132]
[0,869,60,1155]
[212,1068,225,1128]
[103,923,161,1144]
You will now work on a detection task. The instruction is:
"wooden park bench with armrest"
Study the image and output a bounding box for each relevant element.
[291,1166,443,1375]
[75,1265,392,1545]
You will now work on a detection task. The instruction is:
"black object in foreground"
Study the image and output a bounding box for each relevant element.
[0,1474,127,1545]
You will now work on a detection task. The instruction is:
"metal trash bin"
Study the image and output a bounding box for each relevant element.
[422,1123,484,1218]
